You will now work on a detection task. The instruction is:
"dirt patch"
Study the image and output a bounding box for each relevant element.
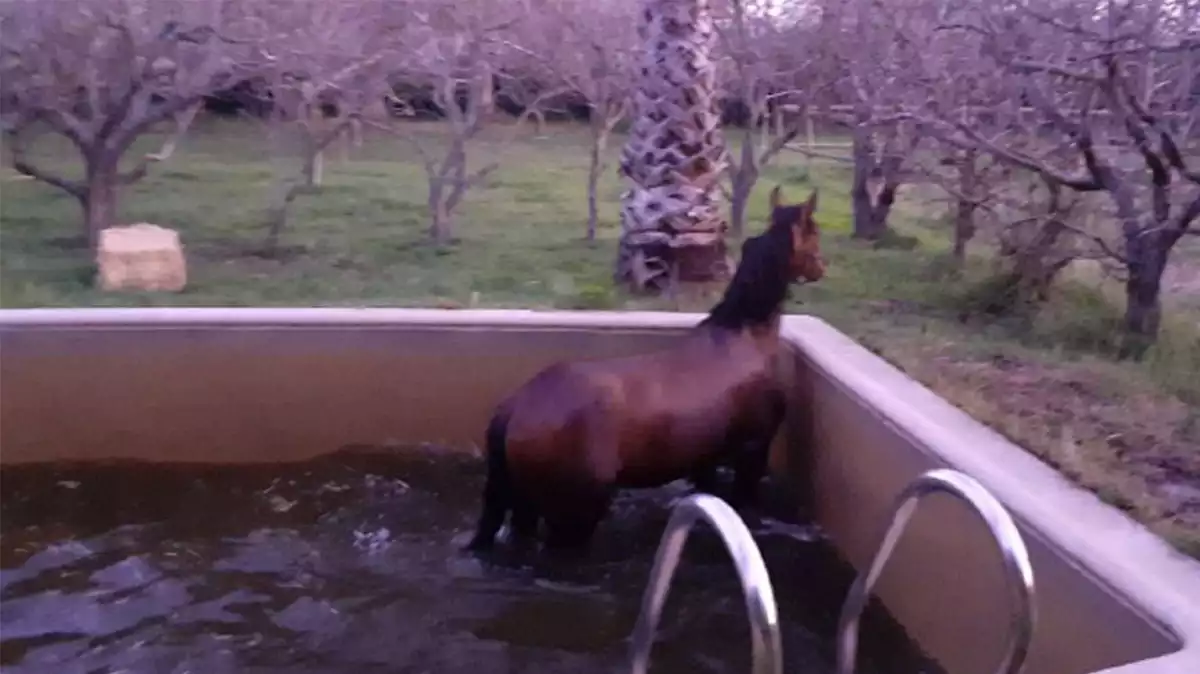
[882,340,1200,558]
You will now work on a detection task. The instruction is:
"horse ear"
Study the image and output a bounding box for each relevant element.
[768,184,783,211]
[798,189,820,236]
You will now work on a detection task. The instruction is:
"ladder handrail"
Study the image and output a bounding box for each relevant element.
[628,493,784,674]
[835,468,1038,674]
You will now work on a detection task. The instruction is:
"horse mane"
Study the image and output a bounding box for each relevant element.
[698,206,800,332]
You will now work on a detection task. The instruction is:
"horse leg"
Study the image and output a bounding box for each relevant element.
[731,438,771,510]
[543,483,614,554]
[730,393,786,510]
[508,493,541,548]
[466,407,514,552]
[689,455,722,495]
[541,400,618,554]
[466,473,509,552]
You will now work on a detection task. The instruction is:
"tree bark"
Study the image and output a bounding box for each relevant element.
[1013,218,1068,303]
[874,180,899,233]
[428,178,452,245]
[614,0,729,292]
[728,121,759,236]
[1121,230,1171,357]
[730,180,752,238]
[307,148,325,187]
[850,121,913,242]
[262,182,305,255]
[81,155,121,252]
[952,150,979,265]
[850,127,884,240]
[952,201,974,263]
[586,122,612,242]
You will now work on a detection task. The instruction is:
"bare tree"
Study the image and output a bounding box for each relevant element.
[879,0,1020,264]
[248,0,406,254]
[376,0,527,245]
[909,0,1200,351]
[506,0,640,241]
[714,0,821,235]
[0,0,264,251]
[814,0,925,242]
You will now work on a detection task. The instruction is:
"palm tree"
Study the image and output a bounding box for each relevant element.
[614,0,730,293]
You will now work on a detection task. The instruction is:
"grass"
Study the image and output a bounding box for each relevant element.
[2,117,1199,558]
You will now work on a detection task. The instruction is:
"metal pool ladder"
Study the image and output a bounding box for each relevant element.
[836,469,1037,674]
[628,492,783,674]
[628,468,1038,674]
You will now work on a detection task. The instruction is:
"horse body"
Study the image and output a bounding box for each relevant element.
[467,186,824,553]
[508,327,784,483]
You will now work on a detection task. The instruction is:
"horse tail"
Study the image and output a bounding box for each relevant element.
[466,403,515,551]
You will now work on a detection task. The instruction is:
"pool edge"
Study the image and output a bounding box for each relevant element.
[2,306,1197,674]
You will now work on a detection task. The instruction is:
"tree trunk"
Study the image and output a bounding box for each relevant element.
[728,123,758,236]
[730,183,752,239]
[1121,232,1170,357]
[952,150,978,265]
[850,127,883,240]
[428,179,452,245]
[873,180,899,234]
[263,204,289,255]
[262,181,305,255]
[615,0,729,293]
[82,158,121,252]
[979,216,1072,317]
[1014,219,1067,302]
[586,122,611,242]
[307,148,324,187]
[952,201,974,263]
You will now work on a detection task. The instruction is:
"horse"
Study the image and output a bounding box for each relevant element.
[466,185,825,553]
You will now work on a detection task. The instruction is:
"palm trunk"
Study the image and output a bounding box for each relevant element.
[615,0,729,292]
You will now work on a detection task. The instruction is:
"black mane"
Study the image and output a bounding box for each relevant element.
[699,206,801,331]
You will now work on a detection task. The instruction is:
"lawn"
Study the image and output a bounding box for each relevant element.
[2,117,1199,558]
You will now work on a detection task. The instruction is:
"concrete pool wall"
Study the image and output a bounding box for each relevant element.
[1,307,1198,674]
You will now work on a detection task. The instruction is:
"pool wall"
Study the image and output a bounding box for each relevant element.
[2,308,1198,674]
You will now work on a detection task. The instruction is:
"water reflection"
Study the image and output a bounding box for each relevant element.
[1,447,941,674]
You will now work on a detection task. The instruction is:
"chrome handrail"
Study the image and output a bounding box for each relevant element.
[835,468,1037,674]
[628,493,783,674]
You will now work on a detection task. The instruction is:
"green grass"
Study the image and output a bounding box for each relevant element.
[2,117,1199,557]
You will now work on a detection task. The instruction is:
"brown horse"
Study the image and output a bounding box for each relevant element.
[466,186,825,553]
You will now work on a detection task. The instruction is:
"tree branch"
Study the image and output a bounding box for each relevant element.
[116,100,203,186]
[6,120,85,198]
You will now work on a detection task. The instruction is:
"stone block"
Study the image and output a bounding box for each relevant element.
[95,223,187,293]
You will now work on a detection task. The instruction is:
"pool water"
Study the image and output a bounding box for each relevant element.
[1,446,943,674]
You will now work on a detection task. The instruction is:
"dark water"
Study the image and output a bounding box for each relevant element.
[1,447,942,674]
